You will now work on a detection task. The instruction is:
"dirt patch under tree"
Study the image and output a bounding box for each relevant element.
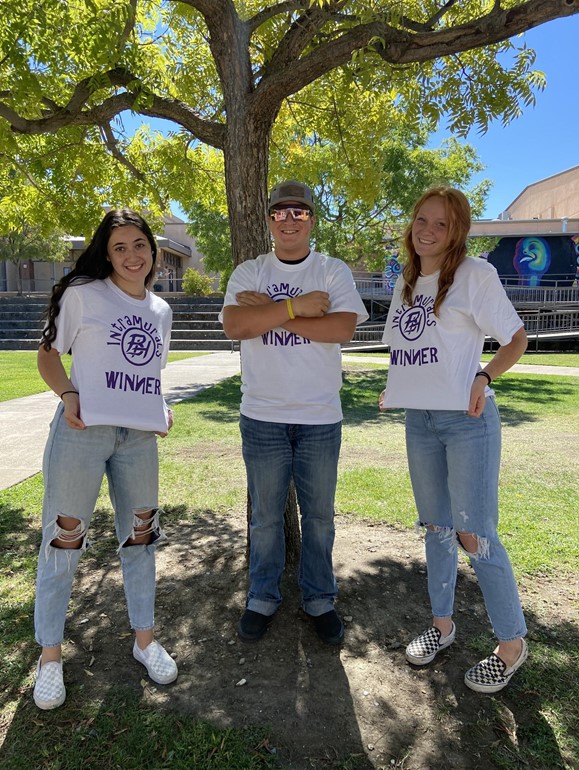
[50,505,578,770]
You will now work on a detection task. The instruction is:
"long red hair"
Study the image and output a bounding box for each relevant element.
[401,187,471,316]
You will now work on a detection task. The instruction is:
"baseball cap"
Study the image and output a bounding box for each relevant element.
[268,180,315,213]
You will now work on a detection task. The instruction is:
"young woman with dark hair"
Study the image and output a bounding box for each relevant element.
[33,209,177,710]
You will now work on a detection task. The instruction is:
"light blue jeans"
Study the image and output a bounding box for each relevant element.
[35,404,165,647]
[240,415,341,617]
[405,398,527,642]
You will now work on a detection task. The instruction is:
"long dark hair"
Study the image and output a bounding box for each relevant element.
[40,209,157,350]
[401,187,471,316]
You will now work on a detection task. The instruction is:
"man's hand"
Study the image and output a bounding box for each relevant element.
[292,291,330,318]
[236,291,273,306]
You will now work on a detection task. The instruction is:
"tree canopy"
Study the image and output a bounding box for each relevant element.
[1,0,577,262]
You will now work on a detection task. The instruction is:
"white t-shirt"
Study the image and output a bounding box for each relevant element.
[221,250,369,424]
[381,257,524,410]
[53,278,172,431]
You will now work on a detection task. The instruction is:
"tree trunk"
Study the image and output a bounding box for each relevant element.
[245,480,301,567]
[224,114,301,565]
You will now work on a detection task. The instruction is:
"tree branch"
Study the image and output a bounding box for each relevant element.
[99,122,168,209]
[251,0,578,108]
[0,68,226,148]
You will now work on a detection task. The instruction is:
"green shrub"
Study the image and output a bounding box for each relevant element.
[181,267,214,296]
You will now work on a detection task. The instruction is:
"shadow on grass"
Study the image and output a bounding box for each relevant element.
[0,500,40,702]
[170,371,576,436]
[341,370,578,429]
[2,502,576,769]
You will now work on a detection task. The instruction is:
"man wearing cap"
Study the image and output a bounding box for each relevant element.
[221,180,368,645]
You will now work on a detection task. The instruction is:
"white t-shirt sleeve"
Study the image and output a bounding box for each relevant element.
[470,269,524,345]
[219,261,257,321]
[381,277,403,346]
[326,260,369,324]
[53,287,83,355]
[160,306,173,368]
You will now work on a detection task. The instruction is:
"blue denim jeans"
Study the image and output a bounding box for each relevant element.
[405,398,527,642]
[240,415,341,617]
[35,404,165,647]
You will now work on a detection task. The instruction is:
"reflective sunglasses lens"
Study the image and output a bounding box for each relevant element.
[270,208,311,221]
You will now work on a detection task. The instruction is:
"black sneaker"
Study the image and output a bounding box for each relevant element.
[237,609,275,642]
[311,609,344,645]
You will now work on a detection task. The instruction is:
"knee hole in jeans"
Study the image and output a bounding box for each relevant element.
[51,515,85,550]
[122,508,160,548]
[457,531,478,553]
[457,531,490,560]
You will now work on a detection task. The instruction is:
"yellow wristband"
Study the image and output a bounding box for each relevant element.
[286,298,295,320]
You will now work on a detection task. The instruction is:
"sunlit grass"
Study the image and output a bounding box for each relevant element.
[0,351,209,402]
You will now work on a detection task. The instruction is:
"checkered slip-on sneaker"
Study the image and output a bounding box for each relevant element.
[133,640,178,684]
[405,623,456,666]
[33,657,66,710]
[464,638,528,694]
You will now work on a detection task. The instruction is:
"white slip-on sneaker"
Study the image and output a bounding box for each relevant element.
[133,640,178,684]
[33,657,66,710]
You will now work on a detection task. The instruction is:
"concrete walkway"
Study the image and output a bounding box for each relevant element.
[1,351,577,492]
[0,351,241,491]
[342,354,579,378]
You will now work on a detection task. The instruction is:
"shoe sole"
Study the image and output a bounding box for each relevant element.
[34,691,66,710]
[405,635,455,666]
[464,641,528,694]
[133,649,178,684]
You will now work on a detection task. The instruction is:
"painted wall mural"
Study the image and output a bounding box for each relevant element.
[383,250,402,290]
[486,235,578,286]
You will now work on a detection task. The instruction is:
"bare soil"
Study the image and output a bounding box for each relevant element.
[54,505,579,770]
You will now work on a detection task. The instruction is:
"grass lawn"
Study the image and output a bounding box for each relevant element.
[0,362,577,768]
[0,351,209,403]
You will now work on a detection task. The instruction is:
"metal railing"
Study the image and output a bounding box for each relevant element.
[346,308,579,350]
[352,273,579,305]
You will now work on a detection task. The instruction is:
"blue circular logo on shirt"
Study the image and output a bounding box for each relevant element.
[120,327,157,366]
[398,304,427,342]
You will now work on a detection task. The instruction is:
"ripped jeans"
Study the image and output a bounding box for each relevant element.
[35,405,165,647]
[405,398,527,642]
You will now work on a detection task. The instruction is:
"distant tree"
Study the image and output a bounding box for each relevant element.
[0,225,69,294]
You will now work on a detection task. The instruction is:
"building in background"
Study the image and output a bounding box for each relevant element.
[496,165,579,222]
[472,165,579,286]
[0,213,210,294]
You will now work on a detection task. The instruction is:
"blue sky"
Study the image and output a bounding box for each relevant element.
[433,14,579,219]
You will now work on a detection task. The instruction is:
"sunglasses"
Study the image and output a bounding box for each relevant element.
[269,208,312,222]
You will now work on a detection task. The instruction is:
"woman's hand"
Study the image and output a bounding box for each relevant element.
[467,377,487,417]
[156,408,174,438]
[378,389,388,412]
[61,392,86,430]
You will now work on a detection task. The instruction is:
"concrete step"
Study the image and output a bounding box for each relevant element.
[0,339,39,350]
[170,339,233,351]
[0,329,41,340]
[171,330,228,341]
